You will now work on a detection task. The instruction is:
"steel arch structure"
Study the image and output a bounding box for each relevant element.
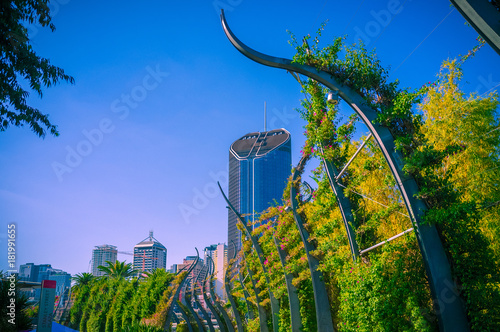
[220,10,469,332]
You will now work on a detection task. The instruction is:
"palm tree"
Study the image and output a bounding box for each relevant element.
[71,272,96,293]
[98,260,138,279]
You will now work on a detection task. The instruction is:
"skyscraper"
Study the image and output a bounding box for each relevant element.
[228,128,291,259]
[204,243,227,298]
[133,231,167,272]
[91,244,117,276]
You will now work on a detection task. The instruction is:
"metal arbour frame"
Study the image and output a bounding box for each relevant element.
[193,267,216,332]
[237,266,255,322]
[220,10,469,332]
[165,248,200,331]
[202,263,226,332]
[176,302,194,332]
[224,241,244,332]
[272,231,302,331]
[183,275,205,332]
[241,248,270,332]
[218,182,280,332]
[320,146,359,262]
[450,0,500,56]
[207,255,235,332]
[290,157,336,332]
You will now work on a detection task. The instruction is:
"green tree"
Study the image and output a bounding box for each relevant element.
[0,0,74,137]
[98,260,138,280]
[71,272,96,294]
[415,60,500,330]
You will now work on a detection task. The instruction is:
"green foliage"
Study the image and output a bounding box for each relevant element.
[0,272,33,332]
[98,260,138,280]
[121,322,165,332]
[337,241,434,331]
[288,25,422,144]
[0,0,74,137]
[175,321,189,332]
[69,269,174,332]
[410,61,500,330]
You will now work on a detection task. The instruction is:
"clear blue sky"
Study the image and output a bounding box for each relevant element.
[1,0,498,276]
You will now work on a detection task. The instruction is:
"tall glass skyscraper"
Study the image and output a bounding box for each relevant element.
[228,128,291,259]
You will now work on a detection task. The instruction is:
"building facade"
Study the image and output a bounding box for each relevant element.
[204,243,227,298]
[91,244,117,277]
[133,231,167,272]
[18,263,71,303]
[228,128,292,259]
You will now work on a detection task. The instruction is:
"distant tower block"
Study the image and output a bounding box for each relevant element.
[133,231,167,272]
[92,245,117,277]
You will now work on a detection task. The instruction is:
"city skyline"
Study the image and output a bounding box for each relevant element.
[1,1,499,277]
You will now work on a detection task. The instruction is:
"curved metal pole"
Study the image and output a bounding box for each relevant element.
[220,11,468,332]
[218,182,280,332]
[273,234,302,331]
[237,269,255,321]
[242,250,270,332]
[450,0,500,56]
[207,256,235,332]
[290,160,335,332]
[173,312,180,324]
[225,241,244,332]
[193,267,215,332]
[202,273,226,332]
[176,301,194,332]
[321,147,359,262]
[165,249,200,331]
[185,276,205,332]
[195,280,215,332]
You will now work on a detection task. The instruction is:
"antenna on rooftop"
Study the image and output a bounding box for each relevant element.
[264,101,267,132]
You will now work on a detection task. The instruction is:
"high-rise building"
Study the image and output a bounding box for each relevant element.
[228,128,292,259]
[18,263,71,303]
[91,244,117,277]
[204,243,227,298]
[177,255,204,281]
[133,231,167,272]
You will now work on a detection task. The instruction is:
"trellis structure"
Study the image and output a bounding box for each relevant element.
[218,9,469,332]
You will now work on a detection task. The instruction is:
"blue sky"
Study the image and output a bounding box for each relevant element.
[1,0,499,276]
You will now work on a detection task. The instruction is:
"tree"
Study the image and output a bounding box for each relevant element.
[98,260,138,279]
[71,272,96,293]
[0,0,74,137]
